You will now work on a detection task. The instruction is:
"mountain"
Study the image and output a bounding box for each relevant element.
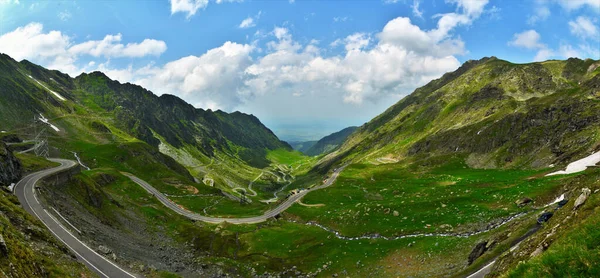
[303,126,358,156]
[318,57,600,171]
[289,140,317,153]
[0,53,290,169]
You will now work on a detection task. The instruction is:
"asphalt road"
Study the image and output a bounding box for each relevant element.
[15,158,137,278]
[123,165,346,224]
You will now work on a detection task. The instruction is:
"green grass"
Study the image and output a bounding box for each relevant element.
[15,152,60,174]
[287,156,560,237]
[267,148,308,166]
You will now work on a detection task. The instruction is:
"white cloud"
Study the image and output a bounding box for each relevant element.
[239,11,261,29]
[0,22,76,73]
[170,0,209,18]
[131,42,254,110]
[447,0,489,17]
[332,33,371,52]
[556,0,600,11]
[69,34,167,58]
[58,11,71,21]
[289,0,295,3]
[0,22,167,75]
[1,0,490,110]
[412,0,424,19]
[508,30,545,49]
[239,17,255,28]
[509,29,596,62]
[170,0,244,18]
[569,16,599,39]
[534,48,554,61]
[92,0,485,108]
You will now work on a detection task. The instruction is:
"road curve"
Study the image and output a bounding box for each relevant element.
[123,166,346,224]
[15,158,137,278]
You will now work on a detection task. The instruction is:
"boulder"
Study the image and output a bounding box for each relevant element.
[516,197,532,207]
[573,188,591,210]
[98,245,113,255]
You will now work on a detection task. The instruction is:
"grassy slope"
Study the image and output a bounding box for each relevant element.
[320,58,600,172]
[0,153,94,277]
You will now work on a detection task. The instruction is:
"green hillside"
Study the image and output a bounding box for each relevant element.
[319,57,600,171]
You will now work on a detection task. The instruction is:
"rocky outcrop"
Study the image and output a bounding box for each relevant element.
[0,142,21,187]
[468,241,488,265]
[573,188,591,210]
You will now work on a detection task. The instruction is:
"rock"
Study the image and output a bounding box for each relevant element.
[440,224,453,231]
[393,211,399,216]
[573,188,591,210]
[530,246,544,258]
[537,212,554,224]
[98,245,113,255]
[515,197,532,207]
[0,142,22,187]
[468,241,488,265]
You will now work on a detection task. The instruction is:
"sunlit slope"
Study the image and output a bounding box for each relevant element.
[319,57,600,170]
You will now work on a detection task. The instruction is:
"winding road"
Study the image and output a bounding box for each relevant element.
[123,165,346,224]
[14,158,137,278]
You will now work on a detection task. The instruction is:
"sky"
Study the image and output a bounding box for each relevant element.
[0,0,599,141]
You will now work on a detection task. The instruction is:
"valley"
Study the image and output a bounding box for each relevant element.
[0,52,599,278]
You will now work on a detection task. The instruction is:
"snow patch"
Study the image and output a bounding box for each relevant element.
[38,114,60,132]
[0,131,6,133]
[546,152,600,176]
[28,75,66,101]
[545,193,565,207]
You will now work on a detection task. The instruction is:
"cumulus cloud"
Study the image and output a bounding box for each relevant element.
[0,22,167,75]
[69,34,167,58]
[2,0,490,110]
[170,0,209,18]
[508,30,545,49]
[569,16,599,39]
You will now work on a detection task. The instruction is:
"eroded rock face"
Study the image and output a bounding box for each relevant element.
[468,241,488,265]
[0,142,21,187]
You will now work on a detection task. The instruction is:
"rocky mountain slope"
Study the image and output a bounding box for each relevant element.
[319,57,600,171]
[0,141,20,186]
[0,53,290,169]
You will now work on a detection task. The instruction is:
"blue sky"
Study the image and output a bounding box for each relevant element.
[1,0,599,141]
